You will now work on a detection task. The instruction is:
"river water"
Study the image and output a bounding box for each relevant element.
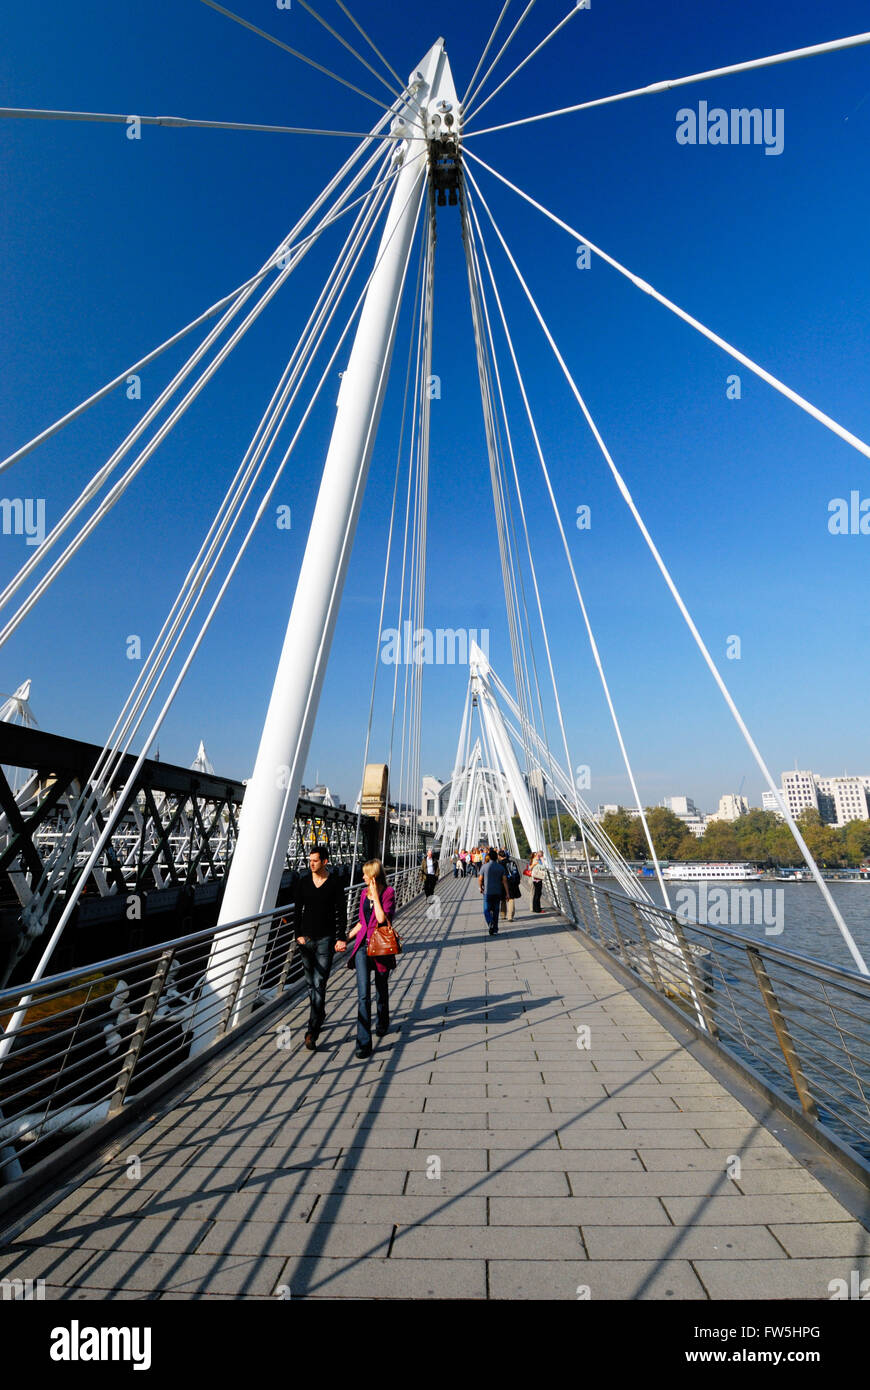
[637,879,870,974]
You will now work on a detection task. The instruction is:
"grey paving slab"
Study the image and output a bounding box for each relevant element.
[137,1191,321,1224]
[693,1258,870,1300]
[0,1245,98,1284]
[272,1256,487,1299]
[42,1187,156,1220]
[338,1147,487,1171]
[582,1225,785,1261]
[734,1170,831,1195]
[3,875,865,1302]
[489,1196,671,1226]
[554,1128,705,1149]
[13,1217,213,1256]
[404,1170,570,1197]
[38,1286,161,1301]
[392,1224,584,1259]
[565,1171,743,1198]
[71,1249,286,1295]
[638,1148,805,1172]
[197,1221,394,1258]
[662,1194,854,1226]
[488,1259,707,1300]
[239,1168,408,1196]
[81,1164,252,1194]
[767,1222,870,1258]
[488,1148,636,1171]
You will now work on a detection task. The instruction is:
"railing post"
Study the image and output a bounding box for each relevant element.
[604,891,629,965]
[630,901,665,994]
[108,949,174,1116]
[275,915,297,995]
[573,881,595,938]
[558,875,578,927]
[217,928,260,1039]
[670,915,719,1037]
[746,946,819,1119]
[547,870,565,919]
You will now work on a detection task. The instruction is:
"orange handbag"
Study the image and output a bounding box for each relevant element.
[367,920,402,956]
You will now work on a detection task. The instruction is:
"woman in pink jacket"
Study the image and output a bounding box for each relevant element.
[346,859,396,1059]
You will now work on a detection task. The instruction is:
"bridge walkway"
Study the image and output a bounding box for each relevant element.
[2,874,869,1300]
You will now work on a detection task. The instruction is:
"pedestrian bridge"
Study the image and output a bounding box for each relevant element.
[2,874,868,1301]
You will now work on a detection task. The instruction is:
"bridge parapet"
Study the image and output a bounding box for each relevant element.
[549,869,870,1175]
[0,864,421,1204]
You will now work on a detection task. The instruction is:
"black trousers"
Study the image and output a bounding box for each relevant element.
[532,879,543,913]
[297,936,333,1037]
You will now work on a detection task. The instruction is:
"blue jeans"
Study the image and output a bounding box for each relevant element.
[354,945,389,1049]
[484,894,502,927]
[297,936,333,1038]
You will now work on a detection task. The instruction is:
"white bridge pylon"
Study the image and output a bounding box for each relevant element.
[432,644,717,1025]
[190,39,460,1050]
[435,641,653,905]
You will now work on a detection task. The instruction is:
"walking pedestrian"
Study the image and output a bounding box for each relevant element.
[530,850,546,913]
[420,847,438,898]
[294,846,347,1051]
[346,859,396,1058]
[479,846,508,936]
[498,848,522,922]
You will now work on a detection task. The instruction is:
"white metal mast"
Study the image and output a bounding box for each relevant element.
[190,40,460,1047]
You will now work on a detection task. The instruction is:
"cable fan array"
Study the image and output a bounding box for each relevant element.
[0,0,867,1007]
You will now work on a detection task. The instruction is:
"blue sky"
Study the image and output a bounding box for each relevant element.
[1,0,869,814]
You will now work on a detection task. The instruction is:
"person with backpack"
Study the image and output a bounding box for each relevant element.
[479,846,508,936]
[498,848,521,923]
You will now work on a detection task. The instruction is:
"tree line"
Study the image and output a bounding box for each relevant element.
[510,809,870,869]
[596,807,870,869]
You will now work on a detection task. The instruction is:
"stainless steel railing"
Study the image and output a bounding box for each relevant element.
[0,866,421,1188]
[550,870,870,1162]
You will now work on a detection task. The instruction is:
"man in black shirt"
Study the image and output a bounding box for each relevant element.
[294,846,347,1051]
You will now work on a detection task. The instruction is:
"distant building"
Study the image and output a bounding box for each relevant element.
[302,783,341,808]
[780,770,870,826]
[781,771,819,820]
[523,770,559,820]
[684,816,709,838]
[658,795,706,837]
[816,776,870,828]
[420,775,445,833]
[710,793,750,823]
[762,790,783,817]
[593,804,642,821]
[527,768,546,798]
[190,740,215,776]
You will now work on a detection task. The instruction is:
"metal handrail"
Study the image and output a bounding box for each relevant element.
[552,870,870,1162]
[557,870,870,989]
[0,865,422,1187]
